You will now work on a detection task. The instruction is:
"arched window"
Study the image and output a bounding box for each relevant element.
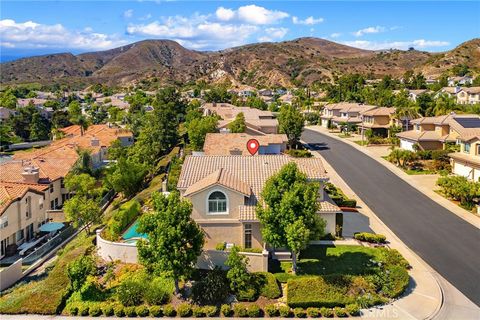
[208,191,227,213]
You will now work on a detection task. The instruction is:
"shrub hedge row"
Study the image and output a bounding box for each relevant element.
[354,232,387,244]
[102,199,141,241]
[67,302,361,317]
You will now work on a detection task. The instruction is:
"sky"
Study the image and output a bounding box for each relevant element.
[1,1,479,62]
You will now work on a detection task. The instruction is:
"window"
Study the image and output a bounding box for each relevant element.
[464,143,471,153]
[60,179,65,188]
[244,224,252,249]
[49,184,54,193]
[16,230,24,242]
[208,191,227,214]
[50,200,55,210]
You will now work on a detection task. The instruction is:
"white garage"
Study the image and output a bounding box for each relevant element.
[400,139,416,151]
[452,160,480,181]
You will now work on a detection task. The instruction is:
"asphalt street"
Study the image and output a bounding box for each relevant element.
[302,128,480,307]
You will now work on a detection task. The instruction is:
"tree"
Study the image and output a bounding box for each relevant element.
[187,116,218,151]
[228,112,246,133]
[285,219,311,272]
[65,173,97,197]
[107,157,147,198]
[66,256,96,291]
[64,195,101,234]
[225,246,252,294]
[71,148,93,175]
[0,89,17,109]
[136,192,204,294]
[394,92,420,130]
[68,100,89,135]
[246,96,268,110]
[278,104,304,148]
[256,163,325,273]
[204,86,231,103]
[433,94,459,116]
[29,112,50,141]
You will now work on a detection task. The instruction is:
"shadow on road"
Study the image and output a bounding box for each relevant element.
[306,142,329,151]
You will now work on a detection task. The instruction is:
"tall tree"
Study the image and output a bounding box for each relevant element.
[136,192,205,294]
[107,157,147,198]
[433,94,459,116]
[0,89,18,109]
[187,115,218,151]
[68,100,89,135]
[228,112,246,133]
[256,163,325,273]
[278,104,304,148]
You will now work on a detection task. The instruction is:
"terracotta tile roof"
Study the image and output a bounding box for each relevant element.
[460,87,480,94]
[396,130,442,142]
[0,181,48,214]
[318,194,342,213]
[449,152,480,167]
[239,205,257,221]
[324,102,377,112]
[203,133,287,155]
[184,168,252,197]
[202,103,275,121]
[361,107,396,117]
[332,116,363,123]
[178,155,328,201]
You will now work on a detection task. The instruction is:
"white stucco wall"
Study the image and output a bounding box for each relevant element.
[0,259,22,291]
[96,230,138,264]
[400,139,415,151]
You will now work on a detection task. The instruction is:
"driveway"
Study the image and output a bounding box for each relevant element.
[302,128,480,307]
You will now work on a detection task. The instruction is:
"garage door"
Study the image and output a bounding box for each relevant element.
[400,139,415,151]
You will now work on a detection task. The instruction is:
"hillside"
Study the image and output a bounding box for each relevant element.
[1,37,478,87]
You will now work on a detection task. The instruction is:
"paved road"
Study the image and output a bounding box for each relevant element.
[302,128,480,307]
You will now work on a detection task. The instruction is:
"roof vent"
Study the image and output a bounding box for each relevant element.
[22,166,40,184]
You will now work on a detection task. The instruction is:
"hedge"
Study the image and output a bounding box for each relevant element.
[287,276,353,308]
[354,232,386,244]
[103,199,141,241]
[381,266,410,298]
[257,272,282,299]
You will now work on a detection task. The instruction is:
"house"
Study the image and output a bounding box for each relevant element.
[321,103,376,128]
[447,117,480,181]
[176,155,341,250]
[203,103,278,135]
[393,89,429,101]
[0,124,133,259]
[0,107,16,122]
[436,86,462,99]
[203,133,288,155]
[359,107,397,137]
[448,76,473,87]
[396,114,479,151]
[16,98,48,108]
[456,87,480,105]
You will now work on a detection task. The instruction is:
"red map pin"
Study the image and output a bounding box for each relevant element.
[246,139,260,155]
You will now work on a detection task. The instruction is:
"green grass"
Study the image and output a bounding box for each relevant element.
[353,140,368,146]
[274,245,383,282]
[404,168,437,175]
[0,232,95,314]
[337,134,352,139]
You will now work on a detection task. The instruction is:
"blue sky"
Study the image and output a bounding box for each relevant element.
[1,1,479,61]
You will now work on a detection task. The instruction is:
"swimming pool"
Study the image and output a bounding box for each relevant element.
[122,220,147,241]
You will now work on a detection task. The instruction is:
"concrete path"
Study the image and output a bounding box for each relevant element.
[302,127,480,317]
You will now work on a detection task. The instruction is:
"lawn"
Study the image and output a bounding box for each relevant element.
[404,168,437,175]
[353,140,368,146]
[0,232,95,314]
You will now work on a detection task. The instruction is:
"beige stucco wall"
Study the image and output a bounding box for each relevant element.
[96,230,138,264]
[200,222,243,249]
[196,249,268,272]
[419,123,435,131]
[418,141,443,150]
[0,259,23,291]
[320,212,337,236]
[188,185,244,221]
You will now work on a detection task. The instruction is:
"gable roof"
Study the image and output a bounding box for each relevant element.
[361,107,396,117]
[203,133,287,155]
[184,168,251,197]
[0,181,48,215]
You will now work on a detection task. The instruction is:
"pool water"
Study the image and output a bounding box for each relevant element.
[122,221,147,240]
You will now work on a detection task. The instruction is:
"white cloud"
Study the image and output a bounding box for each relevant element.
[126,14,258,50]
[353,26,385,37]
[258,27,288,42]
[139,13,152,21]
[124,9,134,19]
[216,7,235,21]
[342,39,450,51]
[214,5,289,25]
[292,16,324,25]
[330,32,341,38]
[0,19,127,50]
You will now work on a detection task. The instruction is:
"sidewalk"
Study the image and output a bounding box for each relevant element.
[308,126,480,229]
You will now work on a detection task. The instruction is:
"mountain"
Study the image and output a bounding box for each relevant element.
[1,37,478,88]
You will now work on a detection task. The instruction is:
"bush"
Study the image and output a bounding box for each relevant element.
[80,276,104,301]
[378,248,409,269]
[163,305,176,317]
[124,306,136,317]
[306,307,320,318]
[233,304,248,317]
[257,272,281,299]
[334,307,347,317]
[215,242,226,250]
[248,305,261,317]
[203,305,217,317]
[104,199,141,241]
[66,256,96,291]
[136,305,149,317]
[338,199,357,208]
[264,304,278,317]
[221,304,233,317]
[354,232,386,244]
[346,303,360,316]
[286,149,313,158]
[102,304,114,316]
[177,303,192,317]
[117,278,145,306]
[287,276,352,308]
[381,266,410,298]
[293,307,306,318]
[192,306,206,317]
[149,305,162,317]
[237,287,258,302]
[89,305,102,317]
[145,277,173,305]
[191,267,230,305]
[78,304,89,316]
[320,307,333,318]
[278,305,291,317]
[68,305,79,315]
[114,305,125,317]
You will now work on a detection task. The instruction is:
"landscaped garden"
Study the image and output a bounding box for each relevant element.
[436,175,480,212]
[386,147,453,175]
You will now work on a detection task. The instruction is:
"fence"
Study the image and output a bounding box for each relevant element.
[100,189,116,209]
[22,225,76,265]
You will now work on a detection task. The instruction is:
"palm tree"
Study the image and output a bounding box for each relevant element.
[432,94,459,116]
[395,102,420,131]
[71,148,93,175]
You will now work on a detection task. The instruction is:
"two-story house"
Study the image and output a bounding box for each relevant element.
[456,87,480,105]
[448,118,480,181]
[396,114,478,151]
[359,107,397,137]
[203,133,288,156]
[448,76,473,87]
[321,103,377,129]
[177,155,341,250]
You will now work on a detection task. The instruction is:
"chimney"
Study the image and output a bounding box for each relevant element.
[91,137,100,147]
[22,166,40,184]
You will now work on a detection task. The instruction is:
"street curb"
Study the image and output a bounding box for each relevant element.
[301,134,445,319]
